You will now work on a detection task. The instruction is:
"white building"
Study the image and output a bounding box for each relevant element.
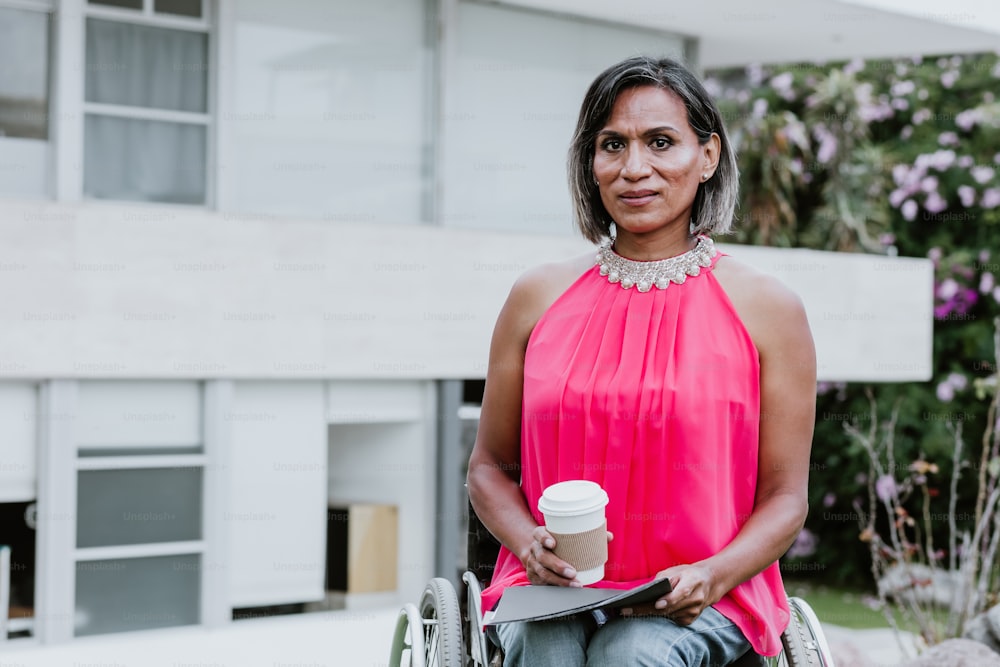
[0,0,993,648]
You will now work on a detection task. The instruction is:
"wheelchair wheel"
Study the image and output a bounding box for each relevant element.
[462,571,492,667]
[420,577,465,666]
[388,578,465,667]
[389,602,425,667]
[779,597,836,667]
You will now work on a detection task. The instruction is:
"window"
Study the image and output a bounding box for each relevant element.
[72,381,206,637]
[0,2,52,199]
[83,0,211,205]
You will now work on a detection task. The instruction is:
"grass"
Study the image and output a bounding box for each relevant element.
[784,579,890,629]
[784,578,959,642]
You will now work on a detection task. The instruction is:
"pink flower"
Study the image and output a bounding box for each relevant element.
[752,98,769,119]
[901,125,913,140]
[937,382,955,402]
[892,98,910,111]
[994,153,1000,165]
[843,58,865,75]
[823,492,836,508]
[920,176,939,192]
[892,164,909,185]
[817,134,838,164]
[956,109,980,131]
[971,166,996,184]
[982,188,1000,209]
[912,108,931,124]
[941,70,960,88]
[916,150,956,171]
[938,131,959,147]
[901,199,918,220]
[787,528,817,559]
[876,475,897,503]
[770,72,794,93]
[958,185,977,207]
[981,273,996,295]
[994,286,1000,304]
[928,247,942,263]
[958,155,974,168]
[938,278,960,300]
[891,80,916,96]
[947,372,968,391]
[924,191,948,213]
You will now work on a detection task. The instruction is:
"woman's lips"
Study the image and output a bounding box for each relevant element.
[619,191,658,206]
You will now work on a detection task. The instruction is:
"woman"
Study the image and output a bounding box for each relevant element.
[467,56,816,666]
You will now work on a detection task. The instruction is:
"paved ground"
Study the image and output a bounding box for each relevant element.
[1,608,927,667]
[2,607,400,667]
[822,623,921,666]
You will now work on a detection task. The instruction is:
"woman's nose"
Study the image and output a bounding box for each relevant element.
[620,146,651,179]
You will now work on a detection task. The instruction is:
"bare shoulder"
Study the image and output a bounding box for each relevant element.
[712,254,812,354]
[503,250,596,335]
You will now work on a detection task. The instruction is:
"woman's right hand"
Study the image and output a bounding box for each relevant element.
[521,526,583,587]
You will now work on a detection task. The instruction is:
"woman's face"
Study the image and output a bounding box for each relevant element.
[593,85,718,238]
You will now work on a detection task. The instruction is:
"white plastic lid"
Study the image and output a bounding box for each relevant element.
[537,480,609,517]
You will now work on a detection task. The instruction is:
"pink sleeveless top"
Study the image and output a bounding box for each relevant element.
[481,250,789,656]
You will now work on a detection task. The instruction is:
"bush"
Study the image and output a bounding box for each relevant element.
[706,53,1000,589]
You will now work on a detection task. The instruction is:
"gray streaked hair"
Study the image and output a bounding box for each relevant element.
[568,55,739,243]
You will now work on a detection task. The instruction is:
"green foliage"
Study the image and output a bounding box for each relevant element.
[707,53,1000,587]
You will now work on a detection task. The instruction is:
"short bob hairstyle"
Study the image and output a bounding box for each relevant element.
[568,56,739,243]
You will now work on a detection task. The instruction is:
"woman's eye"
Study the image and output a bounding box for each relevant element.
[602,139,624,151]
[652,137,671,149]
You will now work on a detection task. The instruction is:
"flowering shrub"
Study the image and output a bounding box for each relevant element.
[706,52,1000,588]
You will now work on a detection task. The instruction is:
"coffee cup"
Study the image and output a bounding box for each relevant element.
[537,480,609,585]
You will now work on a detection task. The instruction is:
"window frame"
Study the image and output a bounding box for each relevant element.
[77,0,216,208]
[0,0,55,201]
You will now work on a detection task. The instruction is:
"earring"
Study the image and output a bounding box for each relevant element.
[702,173,709,181]
[593,176,600,186]
[609,221,617,243]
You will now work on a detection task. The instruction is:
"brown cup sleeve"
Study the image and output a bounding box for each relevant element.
[547,520,608,572]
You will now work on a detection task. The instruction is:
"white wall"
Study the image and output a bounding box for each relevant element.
[0,200,932,382]
[223,0,429,223]
[227,381,328,608]
[0,382,37,502]
[441,1,686,234]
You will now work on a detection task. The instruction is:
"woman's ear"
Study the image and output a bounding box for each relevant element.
[701,132,721,179]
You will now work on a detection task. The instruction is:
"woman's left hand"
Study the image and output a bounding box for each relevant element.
[619,562,721,625]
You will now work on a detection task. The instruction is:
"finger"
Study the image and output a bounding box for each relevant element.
[531,528,581,584]
[528,540,580,586]
[532,525,557,550]
[529,557,578,587]
[664,596,706,624]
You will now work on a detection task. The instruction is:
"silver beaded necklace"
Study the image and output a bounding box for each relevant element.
[596,235,716,292]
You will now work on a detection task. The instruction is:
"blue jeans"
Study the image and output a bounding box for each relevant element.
[495,605,752,666]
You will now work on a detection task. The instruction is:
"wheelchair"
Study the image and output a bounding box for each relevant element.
[389,502,836,666]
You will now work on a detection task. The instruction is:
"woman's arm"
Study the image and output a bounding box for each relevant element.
[631,270,816,624]
[467,268,583,587]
